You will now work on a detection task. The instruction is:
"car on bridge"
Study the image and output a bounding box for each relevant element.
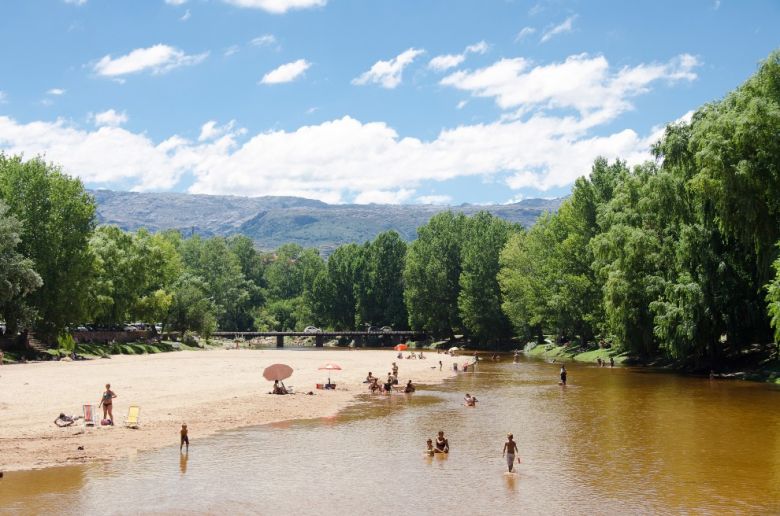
[304,326,322,334]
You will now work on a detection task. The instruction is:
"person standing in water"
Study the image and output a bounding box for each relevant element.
[502,433,519,473]
[435,431,449,453]
[98,383,117,424]
[180,423,189,452]
[560,365,567,386]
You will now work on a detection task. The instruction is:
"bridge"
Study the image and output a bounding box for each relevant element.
[212,330,428,348]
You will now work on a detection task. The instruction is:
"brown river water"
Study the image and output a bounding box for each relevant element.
[1,356,778,515]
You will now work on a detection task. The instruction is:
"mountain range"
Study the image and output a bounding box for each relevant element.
[93,190,562,253]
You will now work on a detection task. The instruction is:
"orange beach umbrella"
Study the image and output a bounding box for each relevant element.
[394,344,408,351]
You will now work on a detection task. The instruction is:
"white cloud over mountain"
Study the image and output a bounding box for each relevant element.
[0,53,698,203]
[93,44,208,77]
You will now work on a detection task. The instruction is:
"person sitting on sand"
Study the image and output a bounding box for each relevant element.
[99,383,117,425]
[272,380,288,395]
[425,439,435,456]
[53,413,79,427]
[502,433,519,473]
[435,431,449,453]
[397,352,403,359]
[405,380,416,393]
[180,423,189,452]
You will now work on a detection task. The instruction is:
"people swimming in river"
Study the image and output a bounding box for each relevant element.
[502,433,519,473]
[425,439,435,456]
[405,380,416,393]
[180,423,189,452]
[464,393,477,406]
[435,431,449,453]
[560,365,567,386]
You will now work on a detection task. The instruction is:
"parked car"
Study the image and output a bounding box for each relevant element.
[304,326,322,334]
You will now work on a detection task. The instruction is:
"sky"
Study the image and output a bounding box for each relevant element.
[0,0,778,205]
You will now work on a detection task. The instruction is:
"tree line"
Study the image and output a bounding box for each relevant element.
[1,51,779,364]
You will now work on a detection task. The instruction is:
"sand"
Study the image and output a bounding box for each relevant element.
[0,348,455,472]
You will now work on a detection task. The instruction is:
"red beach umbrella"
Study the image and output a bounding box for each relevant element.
[394,344,408,351]
[318,362,342,385]
[263,363,294,382]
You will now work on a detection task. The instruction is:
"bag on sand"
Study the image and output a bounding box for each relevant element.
[101,419,112,426]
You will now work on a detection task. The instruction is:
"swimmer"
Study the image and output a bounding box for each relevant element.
[435,431,449,453]
[502,433,519,473]
[425,439,435,456]
[464,393,477,407]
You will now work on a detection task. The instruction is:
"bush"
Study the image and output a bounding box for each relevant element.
[57,333,77,355]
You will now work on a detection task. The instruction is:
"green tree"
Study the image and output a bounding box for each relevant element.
[356,231,408,329]
[404,212,467,339]
[0,200,43,334]
[458,212,516,345]
[0,154,95,341]
[310,243,362,329]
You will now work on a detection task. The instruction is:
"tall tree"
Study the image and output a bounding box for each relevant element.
[404,212,467,339]
[0,200,43,334]
[0,154,95,341]
[356,231,408,329]
[458,212,516,345]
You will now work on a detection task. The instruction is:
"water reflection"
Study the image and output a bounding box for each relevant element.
[1,358,778,515]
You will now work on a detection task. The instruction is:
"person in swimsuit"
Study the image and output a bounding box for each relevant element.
[404,380,415,393]
[99,383,117,424]
[425,439,435,456]
[464,393,477,406]
[180,423,189,452]
[560,365,567,386]
[502,433,519,472]
[435,431,449,453]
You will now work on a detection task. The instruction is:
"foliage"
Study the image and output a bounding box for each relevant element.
[0,200,42,333]
[0,154,96,342]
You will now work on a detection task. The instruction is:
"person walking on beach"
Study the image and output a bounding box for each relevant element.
[180,423,189,452]
[99,383,117,424]
[559,365,567,386]
[438,360,442,371]
[502,433,519,473]
[392,362,399,376]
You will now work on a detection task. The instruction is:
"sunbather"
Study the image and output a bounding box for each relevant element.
[53,413,80,427]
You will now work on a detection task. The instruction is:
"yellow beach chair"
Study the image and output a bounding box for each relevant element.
[125,405,141,429]
[83,404,97,427]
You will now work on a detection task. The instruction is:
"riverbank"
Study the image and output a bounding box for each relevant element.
[0,348,455,472]
[525,342,780,384]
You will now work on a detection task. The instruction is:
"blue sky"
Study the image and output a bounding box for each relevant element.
[0,0,778,205]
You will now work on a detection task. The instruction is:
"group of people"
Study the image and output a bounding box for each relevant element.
[424,431,450,455]
[397,351,425,360]
[365,362,416,394]
[595,357,615,368]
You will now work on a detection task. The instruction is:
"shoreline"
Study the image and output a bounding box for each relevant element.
[0,348,456,473]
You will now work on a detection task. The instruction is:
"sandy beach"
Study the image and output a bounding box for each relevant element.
[0,348,455,472]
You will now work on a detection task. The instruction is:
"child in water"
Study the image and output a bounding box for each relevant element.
[425,439,435,456]
[180,423,189,452]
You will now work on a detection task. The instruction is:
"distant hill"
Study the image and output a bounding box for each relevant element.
[93,190,563,253]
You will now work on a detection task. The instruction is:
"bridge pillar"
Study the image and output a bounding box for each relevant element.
[315,334,324,347]
[276,335,284,348]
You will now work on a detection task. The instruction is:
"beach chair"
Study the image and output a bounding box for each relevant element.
[83,404,97,427]
[125,405,141,429]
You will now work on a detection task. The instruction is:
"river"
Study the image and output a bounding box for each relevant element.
[1,356,778,515]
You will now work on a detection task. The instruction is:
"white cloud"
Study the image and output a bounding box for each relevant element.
[93,44,208,77]
[0,54,700,201]
[515,27,536,42]
[260,59,311,84]
[441,53,699,125]
[180,9,191,20]
[198,120,245,142]
[64,0,87,5]
[221,0,326,14]
[224,45,240,57]
[428,41,488,72]
[417,195,452,205]
[540,15,577,43]
[251,34,277,47]
[47,88,66,96]
[353,48,424,88]
[92,109,128,127]
[165,0,187,4]
[456,100,468,109]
